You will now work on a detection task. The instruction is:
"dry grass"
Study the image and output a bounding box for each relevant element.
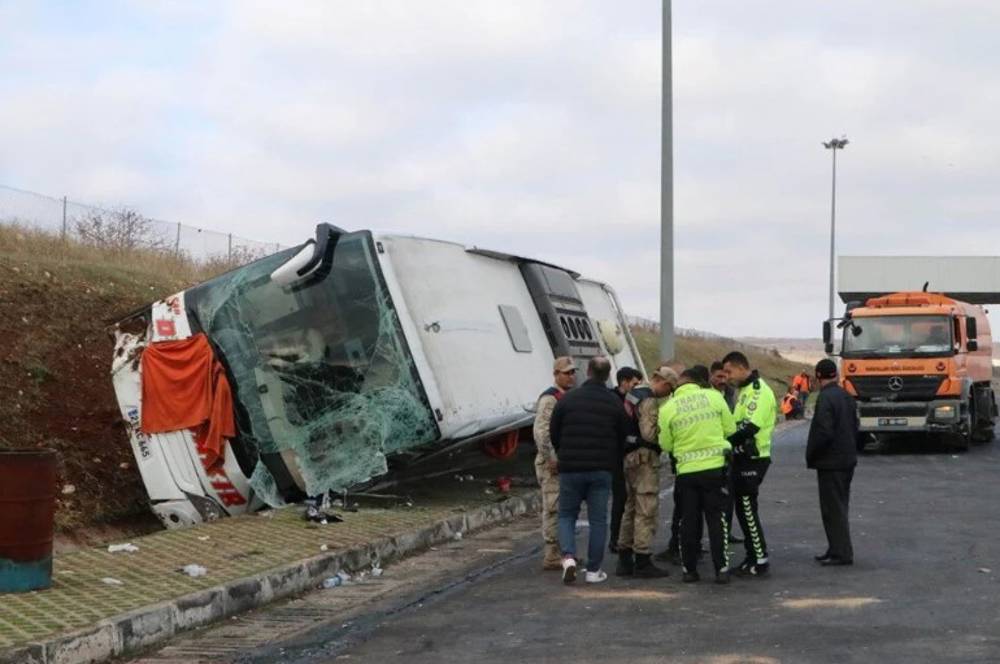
[631,326,811,393]
[0,222,233,285]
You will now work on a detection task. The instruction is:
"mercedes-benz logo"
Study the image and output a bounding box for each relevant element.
[888,376,904,391]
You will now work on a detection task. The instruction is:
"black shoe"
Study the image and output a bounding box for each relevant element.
[820,557,853,567]
[734,559,770,578]
[814,552,832,562]
[634,553,670,579]
[615,549,635,577]
[682,570,701,583]
[715,571,731,585]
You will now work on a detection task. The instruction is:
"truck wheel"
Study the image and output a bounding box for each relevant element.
[972,426,995,444]
[969,392,994,444]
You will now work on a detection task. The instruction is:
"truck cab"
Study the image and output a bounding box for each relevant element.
[823,291,996,449]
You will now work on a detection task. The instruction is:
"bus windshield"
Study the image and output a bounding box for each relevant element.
[842,314,954,358]
[186,231,437,504]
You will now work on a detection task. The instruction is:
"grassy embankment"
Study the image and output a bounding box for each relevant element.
[629,326,811,395]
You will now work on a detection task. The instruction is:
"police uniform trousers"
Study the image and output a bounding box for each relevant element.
[732,457,770,564]
[535,457,561,564]
[817,468,854,561]
[617,448,660,555]
[676,467,731,573]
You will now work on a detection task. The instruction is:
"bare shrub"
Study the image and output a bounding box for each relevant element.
[74,207,171,253]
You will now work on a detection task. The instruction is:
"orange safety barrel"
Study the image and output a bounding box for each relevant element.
[0,449,57,593]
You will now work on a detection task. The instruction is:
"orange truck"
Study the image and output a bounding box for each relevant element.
[823,291,997,449]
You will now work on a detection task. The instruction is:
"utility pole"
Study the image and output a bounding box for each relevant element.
[822,136,848,321]
[660,0,675,360]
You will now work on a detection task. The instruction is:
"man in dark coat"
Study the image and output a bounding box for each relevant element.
[806,358,860,566]
[551,356,627,584]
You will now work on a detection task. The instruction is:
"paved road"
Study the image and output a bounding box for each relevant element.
[132,423,1000,663]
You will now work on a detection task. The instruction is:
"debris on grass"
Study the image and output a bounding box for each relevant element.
[107,543,139,554]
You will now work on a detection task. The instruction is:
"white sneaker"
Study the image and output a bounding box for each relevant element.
[585,570,608,584]
[562,558,577,584]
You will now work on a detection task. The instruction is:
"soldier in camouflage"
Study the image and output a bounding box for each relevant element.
[533,356,578,570]
[615,366,679,578]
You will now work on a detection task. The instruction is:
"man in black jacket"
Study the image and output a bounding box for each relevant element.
[806,359,860,566]
[551,356,627,584]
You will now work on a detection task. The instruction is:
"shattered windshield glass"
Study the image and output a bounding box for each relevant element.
[186,232,438,505]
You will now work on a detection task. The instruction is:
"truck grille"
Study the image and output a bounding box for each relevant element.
[849,375,944,401]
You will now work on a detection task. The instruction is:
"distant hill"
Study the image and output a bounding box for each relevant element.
[629,327,811,393]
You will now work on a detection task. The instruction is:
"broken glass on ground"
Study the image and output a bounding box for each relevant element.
[186,232,438,506]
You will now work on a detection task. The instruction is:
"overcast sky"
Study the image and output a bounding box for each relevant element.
[3,1,1000,338]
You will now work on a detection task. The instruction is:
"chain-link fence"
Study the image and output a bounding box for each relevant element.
[0,183,284,264]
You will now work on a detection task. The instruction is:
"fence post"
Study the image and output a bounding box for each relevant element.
[61,196,67,240]
[228,233,233,263]
[175,222,181,256]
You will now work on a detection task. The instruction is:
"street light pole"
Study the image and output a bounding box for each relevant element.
[660,0,674,360]
[823,136,848,321]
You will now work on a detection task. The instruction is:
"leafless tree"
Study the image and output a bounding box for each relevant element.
[74,207,170,252]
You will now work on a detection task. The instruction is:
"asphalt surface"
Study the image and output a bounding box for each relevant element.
[131,422,1000,663]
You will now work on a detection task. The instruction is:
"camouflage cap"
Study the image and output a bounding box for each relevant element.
[553,356,576,373]
[651,366,680,387]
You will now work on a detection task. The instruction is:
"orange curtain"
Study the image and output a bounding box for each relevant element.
[140,333,235,470]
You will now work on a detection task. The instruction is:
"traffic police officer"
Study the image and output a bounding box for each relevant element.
[533,356,577,570]
[615,366,678,578]
[659,367,737,583]
[722,351,778,577]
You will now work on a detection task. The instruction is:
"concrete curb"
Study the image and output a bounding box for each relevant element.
[0,492,541,664]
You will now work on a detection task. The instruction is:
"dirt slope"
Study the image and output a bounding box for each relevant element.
[0,227,204,532]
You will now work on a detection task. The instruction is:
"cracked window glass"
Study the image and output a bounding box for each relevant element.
[187,232,438,504]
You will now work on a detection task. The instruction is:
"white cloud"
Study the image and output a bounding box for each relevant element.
[3,1,1000,338]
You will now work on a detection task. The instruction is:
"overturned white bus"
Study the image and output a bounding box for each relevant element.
[111,225,646,529]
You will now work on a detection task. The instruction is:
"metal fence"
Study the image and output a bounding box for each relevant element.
[0,184,284,263]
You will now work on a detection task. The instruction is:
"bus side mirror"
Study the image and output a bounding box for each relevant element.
[966,317,979,351]
[270,223,346,287]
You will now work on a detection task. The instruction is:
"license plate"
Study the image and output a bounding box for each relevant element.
[878,417,908,426]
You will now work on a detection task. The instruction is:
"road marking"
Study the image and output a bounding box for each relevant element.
[780,597,882,609]
[571,589,677,600]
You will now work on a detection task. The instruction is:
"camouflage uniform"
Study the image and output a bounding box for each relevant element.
[617,397,663,555]
[533,390,563,569]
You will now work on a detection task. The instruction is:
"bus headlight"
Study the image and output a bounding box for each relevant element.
[933,405,956,420]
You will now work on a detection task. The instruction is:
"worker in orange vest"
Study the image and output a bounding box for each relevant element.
[792,371,811,399]
[781,387,802,421]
